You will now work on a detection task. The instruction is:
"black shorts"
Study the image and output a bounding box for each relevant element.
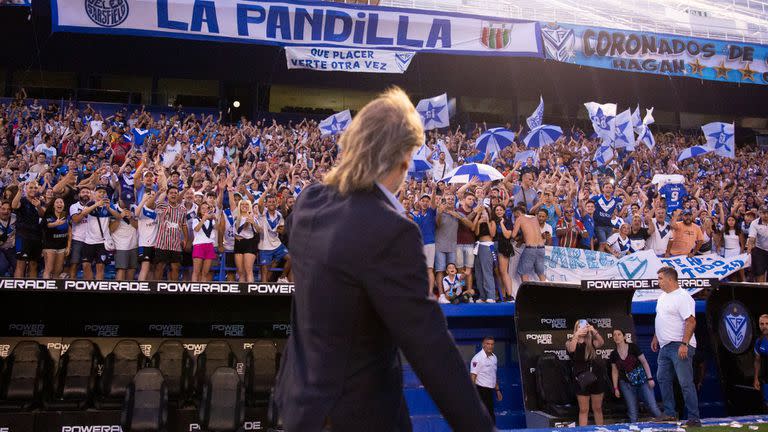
[234,237,258,255]
[752,247,768,277]
[82,243,109,265]
[15,237,43,262]
[182,251,193,267]
[138,246,155,263]
[153,249,183,265]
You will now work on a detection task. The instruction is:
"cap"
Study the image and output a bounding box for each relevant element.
[682,209,692,215]
[95,185,109,192]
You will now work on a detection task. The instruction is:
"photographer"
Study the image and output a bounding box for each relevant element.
[566,319,606,426]
[610,328,664,422]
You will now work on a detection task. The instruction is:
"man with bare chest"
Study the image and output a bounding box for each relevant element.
[512,205,547,282]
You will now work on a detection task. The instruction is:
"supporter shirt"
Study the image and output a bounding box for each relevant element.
[591,194,623,227]
[111,210,138,251]
[668,221,704,256]
[655,287,697,349]
[441,274,463,298]
[756,335,768,382]
[748,218,768,252]
[84,202,116,245]
[162,142,182,168]
[456,207,476,245]
[605,233,632,256]
[15,198,43,240]
[69,202,89,242]
[646,220,672,256]
[258,209,284,251]
[154,202,186,252]
[577,211,595,249]
[659,183,688,213]
[44,215,70,250]
[470,350,498,389]
[435,212,458,254]
[556,218,586,248]
[137,207,158,248]
[628,227,650,252]
[222,208,236,251]
[132,128,150,148]
[512,185,538,212]
[412,208,437,245]
[35,144,57,162]
[191,215,217,246]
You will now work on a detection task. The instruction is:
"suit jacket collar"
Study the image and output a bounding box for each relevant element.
[375,182,405,213]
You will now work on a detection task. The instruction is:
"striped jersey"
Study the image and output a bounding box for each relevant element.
[154,202,186,251]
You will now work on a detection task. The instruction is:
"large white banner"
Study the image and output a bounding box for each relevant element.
[509,247,749,301]
[285,46,414,73]
[54,0,542,56]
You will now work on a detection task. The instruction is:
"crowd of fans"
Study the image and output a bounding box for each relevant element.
[1,92,767,299]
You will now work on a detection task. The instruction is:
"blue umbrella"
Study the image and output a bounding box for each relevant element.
[475,128,516,156]
[523,124,563,148]
[441,163,505,184]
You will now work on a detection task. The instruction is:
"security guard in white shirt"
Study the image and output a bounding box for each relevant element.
[470,336,502,423]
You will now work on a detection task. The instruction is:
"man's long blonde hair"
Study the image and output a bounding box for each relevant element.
[324,87,424,195]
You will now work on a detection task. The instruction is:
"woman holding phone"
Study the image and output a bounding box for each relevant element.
[566,319,606,426]
[191,202,218,282]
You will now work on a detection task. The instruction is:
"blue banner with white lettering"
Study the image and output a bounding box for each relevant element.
[540,22,768,85]
[52,0,542,58]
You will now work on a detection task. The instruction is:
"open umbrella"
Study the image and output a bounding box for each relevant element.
[523,124,563,148]
[475,128,516,156]
[441,163,505,184]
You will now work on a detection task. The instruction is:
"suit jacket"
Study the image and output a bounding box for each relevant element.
[274,183,494,432]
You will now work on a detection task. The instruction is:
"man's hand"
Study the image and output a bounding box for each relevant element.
[755,377,761,391]
[651,335,659,352]
[678,343,689,360]
[496,390,503,401]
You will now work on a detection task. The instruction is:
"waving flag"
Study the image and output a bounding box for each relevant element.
[416,93,450,130]
[612,110,635,150]
[524,124,562,148]
[319,110,351,137]
[594,143,615,166]
[643,108,655,126]
[636,124,655,150]
[527,96,544,130]
[631,105,642,132]
[409,144,432,173]
[514,149,539,166]
[678,145,712,162]
[584,102,617,139]
[702,122,735,159]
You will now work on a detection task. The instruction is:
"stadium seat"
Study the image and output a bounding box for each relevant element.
[121,368,168,432]
[45,339,101,410]
[534,354,577,417]
[244,340,279,407]
[96,340,149,409]
[195,341,236,396]
[0,341,52,411]
[198,367,245,432]
[151,340,193,406]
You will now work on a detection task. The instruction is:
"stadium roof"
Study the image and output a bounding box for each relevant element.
[367,0,768,44]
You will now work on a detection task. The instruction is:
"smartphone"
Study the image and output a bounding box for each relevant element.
[578,319,588,329]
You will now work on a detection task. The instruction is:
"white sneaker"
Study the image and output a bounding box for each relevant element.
[277,277,289,283]
[485,299,496,303]
[475,299,485,303]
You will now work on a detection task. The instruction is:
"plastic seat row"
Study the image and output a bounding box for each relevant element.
[0,339,279,412]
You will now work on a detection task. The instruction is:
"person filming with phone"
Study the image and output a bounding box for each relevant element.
[566,319,606,426]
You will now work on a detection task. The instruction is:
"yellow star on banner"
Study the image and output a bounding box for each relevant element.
[714,61,731,79]
[739,62,757,82]
[688,58,705,76]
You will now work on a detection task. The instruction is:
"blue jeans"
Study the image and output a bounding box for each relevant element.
[657,342,699,421]
[595,225,614,244]
[619,380,662,422]
[474,244,496,301]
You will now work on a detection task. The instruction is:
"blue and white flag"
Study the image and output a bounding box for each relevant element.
[319,110,351,137]
[584,102,617,139]
[702,122,735,159]
[636,124,655,150]
[594,143,615,166]
[678,145,711,162]
[416,93,450,130]
[526,96,544,130]
[612,109,635,150]
[631,105,642,132]
[409,144,432,172]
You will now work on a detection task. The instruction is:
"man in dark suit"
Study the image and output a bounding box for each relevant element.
[274,88,495,432]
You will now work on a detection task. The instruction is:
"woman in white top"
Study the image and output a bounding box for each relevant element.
[191,202,218,282]
[233,198,259,283]
[602,223,632,258]
[721,215,745,282]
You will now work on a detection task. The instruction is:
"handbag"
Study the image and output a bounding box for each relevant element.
[626,365,649,386]
[575,364,598,391]
[97,215,116,253]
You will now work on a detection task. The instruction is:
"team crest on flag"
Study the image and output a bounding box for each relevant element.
[541,24,575,62]
[481,22,512,50]
[85,0,129,27]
